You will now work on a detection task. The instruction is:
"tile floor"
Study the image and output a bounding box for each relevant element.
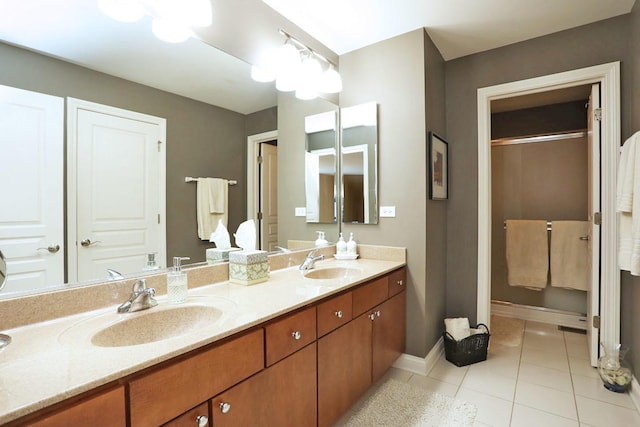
[339,317,640,426]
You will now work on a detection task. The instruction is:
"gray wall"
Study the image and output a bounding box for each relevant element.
[444,13,631,333]
[0,42,276,268]
[339,29,447,357]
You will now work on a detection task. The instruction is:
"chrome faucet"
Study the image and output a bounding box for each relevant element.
[117,279,158,313]
[299,249,324,271]
[106,269,125,280]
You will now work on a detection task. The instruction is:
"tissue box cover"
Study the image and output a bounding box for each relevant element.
[229,250,268,265]
[206,247,241,262]
[229,261,269,285]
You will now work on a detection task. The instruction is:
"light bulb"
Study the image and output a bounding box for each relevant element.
[275,44,301,92]
[152,18,192,43]
[320,66,343,94]
[251,65,276,83]
[98,0,146,22]
[295,55,321,99]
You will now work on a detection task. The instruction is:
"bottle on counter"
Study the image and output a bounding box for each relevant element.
[347,233,357,255]
[336,232,347,255]
[167,256,190,304]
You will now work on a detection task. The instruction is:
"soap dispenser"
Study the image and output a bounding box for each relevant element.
[315,231,328,247]
[142,252,160,271]
[167,256,190,304]
[336,232,347,255]
[347,233,358,255]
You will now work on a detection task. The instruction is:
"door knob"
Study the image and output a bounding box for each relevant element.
[80,239,101,247]
[37,244,60,253]
[195,415,209,426]
[219,402,231,414]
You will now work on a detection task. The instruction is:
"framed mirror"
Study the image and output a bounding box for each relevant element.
[341,102,378,224]
[304,110,338,224]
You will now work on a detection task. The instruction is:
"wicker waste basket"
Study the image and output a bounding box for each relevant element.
[443,323,490,367]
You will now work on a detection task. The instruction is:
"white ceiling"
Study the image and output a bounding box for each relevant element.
[263,0,635,60]
[0,0,635,115]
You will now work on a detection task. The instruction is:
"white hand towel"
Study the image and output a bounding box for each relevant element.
[505,220,549,289]
[550,221,589,291]
[445,317,470,341]
[197,178,228,240]
[617,131,640,274]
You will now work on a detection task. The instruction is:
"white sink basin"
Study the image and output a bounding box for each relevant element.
[303,267,360,280]
[59,297,235,348]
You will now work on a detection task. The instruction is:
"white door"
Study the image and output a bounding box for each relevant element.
[0,85,64,296]
[260,143,278,252]
[587,84,601,366]
[68,99,166,282]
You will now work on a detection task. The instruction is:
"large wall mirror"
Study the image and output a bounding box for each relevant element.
[0,1,332,299]
[341,102,378,224]
[304,111,338,224]
[304,102,378,226]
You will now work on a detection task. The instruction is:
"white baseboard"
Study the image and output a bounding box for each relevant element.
[491,301,587,330]
[393,337,444,376]
[630,375,640,412]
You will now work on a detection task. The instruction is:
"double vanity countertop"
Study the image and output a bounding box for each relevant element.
[0,247,405,425]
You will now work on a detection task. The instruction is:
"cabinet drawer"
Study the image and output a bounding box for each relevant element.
[26,386,125,427]
[352,277,388,316]
[317,291,353,337]
[129,329,264,427]
[265,306,316,366]
[388,268,406,297]
[163,402,210,427]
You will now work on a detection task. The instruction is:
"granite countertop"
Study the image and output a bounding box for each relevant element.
[0,256,405,425]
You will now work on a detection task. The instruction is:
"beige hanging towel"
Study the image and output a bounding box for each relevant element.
[505,220,549,289]
[197,178,228,240]
[550,221,589,291]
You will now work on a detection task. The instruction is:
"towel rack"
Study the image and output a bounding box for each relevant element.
[503,221,551,231]
[185,177,237,185]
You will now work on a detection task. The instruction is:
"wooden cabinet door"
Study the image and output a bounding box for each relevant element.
[352,277,388,316]
[372,291,406,382]
[317,313,372,427]
[388,267,406,297]
[129,329,264,427]
[163,402,210,427]
[317,291,353,337]
[211,343,317,427]
[265,306,316,366]
[25,386,125,427]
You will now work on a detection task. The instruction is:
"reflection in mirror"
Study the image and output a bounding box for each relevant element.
[341,102,378,224]
[305,111,338,224]
[0,249,6,291]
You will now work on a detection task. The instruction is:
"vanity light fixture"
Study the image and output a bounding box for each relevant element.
[97,0,212,43]
[251,29,343,100]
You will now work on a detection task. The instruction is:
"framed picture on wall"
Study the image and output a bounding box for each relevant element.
[428,132,448,200]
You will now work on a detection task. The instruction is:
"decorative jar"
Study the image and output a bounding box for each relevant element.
[597,343,632,393]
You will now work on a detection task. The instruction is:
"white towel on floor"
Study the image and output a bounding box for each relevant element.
[550,221,589,291]
[197,178,228,240]
[445,317,470,341]
[505,220,549,289]
[617,131,640,274]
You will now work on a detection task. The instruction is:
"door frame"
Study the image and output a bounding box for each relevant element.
[476,62,621,351]
[66,98,167,282]
[247,130,278,248]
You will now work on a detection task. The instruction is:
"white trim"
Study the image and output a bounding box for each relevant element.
[393,337,444,376]
[477,63,621,354]
[630,375,640,412]
[247,130,278,223]
[491,302,587,330]
[66,98,167,282]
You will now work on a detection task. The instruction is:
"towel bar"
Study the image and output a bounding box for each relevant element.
[185,177,237,185]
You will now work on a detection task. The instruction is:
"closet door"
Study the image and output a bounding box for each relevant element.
[587,83,601,367]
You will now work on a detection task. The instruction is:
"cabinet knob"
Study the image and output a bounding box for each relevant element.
[397,279,404,286]
[292,331,302,340]
[335,310,343,318]
[369,313,376,321]
[196,415,209,426]
[375,310,381,318]
[219,402,231,414]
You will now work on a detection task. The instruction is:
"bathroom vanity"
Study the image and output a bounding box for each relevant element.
[0,246,405,427]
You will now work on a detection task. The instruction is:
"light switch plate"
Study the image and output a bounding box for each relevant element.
[380,206,396,217]
[295,207,306,217]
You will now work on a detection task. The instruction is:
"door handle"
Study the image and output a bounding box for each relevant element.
[80,239,101,247]
[37,244,60,253]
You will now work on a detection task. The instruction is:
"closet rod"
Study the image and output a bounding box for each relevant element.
[491,129,587,147]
